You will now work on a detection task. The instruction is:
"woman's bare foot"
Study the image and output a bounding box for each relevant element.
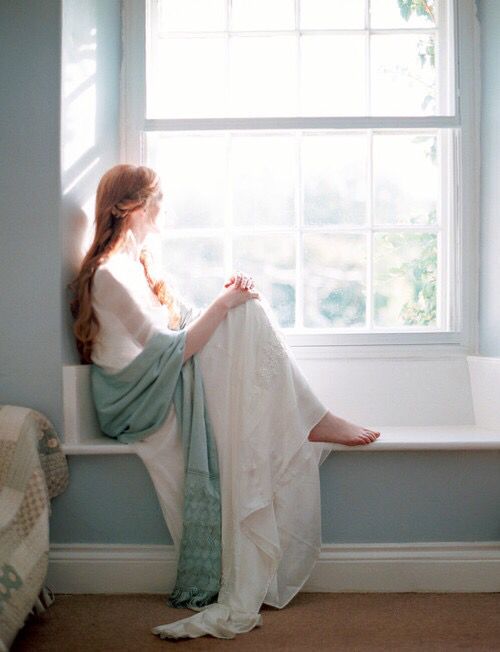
[308,411,381,446]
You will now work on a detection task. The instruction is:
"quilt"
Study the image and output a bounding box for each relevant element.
[0,405,69,651]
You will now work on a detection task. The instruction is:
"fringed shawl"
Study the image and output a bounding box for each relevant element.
[91,331,222,609]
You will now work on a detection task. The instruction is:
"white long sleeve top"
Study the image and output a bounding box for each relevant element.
[91,229,201,373]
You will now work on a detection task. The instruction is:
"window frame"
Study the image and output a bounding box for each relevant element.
[120,0,480,357]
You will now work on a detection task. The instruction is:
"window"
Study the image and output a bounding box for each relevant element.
[122,0,477,348]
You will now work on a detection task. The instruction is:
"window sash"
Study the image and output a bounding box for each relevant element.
[120,0,477,351]
[145,126,455,335]
[146,0,456,119]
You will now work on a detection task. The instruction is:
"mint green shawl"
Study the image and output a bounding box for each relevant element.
[90,330,221,609]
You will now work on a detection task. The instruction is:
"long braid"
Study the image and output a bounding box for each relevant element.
[139,248,182,330]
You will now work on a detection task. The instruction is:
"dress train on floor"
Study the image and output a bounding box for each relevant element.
[131,296,332,639]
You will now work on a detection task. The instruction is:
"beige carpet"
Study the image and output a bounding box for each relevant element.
[11,592,500,651]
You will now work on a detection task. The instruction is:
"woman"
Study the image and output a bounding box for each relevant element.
[69,164,380,640]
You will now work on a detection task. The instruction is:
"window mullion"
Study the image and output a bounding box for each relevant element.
[224,131,233,282]
[365,0,371,114]
[225,0,230,118]
[295,0,301,115]
[437,128,444,330]
[165,222,442,238]
[365,1,373,332]
[295,131,303,329]
[144,116,460,132]
[451,127,462,334]
[367,129,374,330]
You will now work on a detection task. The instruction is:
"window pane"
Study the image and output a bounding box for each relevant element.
[300,0,365,30]
[304,233,367,327]
[232,136,296,227]
[149,37,227,118]
[302,134,367,225]
[231,0,295,31]
[373,231,437,327]
[142,128,449,334]
[370,0,436,29]
[230,36,297,116]
[371,34,436,115]
[300,35,366,115]
[146,134,227,228]
[233,234,296,327]
[161,237,224,308]
[157,0,227,32]
[373,133,438,225]
[148,1,453,118]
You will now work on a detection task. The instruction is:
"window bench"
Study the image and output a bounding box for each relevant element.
[61,424,500,455]
[61,355,500,455]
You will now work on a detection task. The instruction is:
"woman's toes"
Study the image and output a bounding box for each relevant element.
[360,429,378,443]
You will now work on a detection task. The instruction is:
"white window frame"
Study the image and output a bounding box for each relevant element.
[120,0,480,358]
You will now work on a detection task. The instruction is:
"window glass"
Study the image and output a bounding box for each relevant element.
[142,1,456,335]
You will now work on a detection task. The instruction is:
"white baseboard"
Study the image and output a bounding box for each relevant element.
[47,541,500,594]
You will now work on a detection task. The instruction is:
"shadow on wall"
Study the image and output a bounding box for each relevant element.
[60,0,121,364]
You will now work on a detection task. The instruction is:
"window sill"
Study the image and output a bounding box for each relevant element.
[285,331,465,350]
[61,425,500,456]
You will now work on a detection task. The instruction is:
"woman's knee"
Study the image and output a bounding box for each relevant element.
[244,297,270,322]
[227,297,279,335]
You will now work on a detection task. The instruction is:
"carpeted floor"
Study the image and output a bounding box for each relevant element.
[11,592,500,651]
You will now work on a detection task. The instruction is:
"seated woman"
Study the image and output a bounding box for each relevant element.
[69,164,380,641]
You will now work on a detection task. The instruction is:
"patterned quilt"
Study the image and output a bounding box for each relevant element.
[0,405,69,651]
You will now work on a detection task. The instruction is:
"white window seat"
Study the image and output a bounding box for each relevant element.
[61,355,500,455]
[61,424,500,455]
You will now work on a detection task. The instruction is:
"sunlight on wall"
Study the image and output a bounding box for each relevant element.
[78,195,96,256]
[62,22,97,173]
[61,1,101,269]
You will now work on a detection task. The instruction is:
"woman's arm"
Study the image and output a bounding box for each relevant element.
[182,299,228,363]
[93,265,259,362]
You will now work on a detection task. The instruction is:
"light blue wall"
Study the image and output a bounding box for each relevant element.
[0,0,63,431]
[50,451,500,544]
[478,0,500,356]
[1,1,499,547]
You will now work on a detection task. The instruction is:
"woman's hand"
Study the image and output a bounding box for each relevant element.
[216,271,260,310]
[224,271,255,291]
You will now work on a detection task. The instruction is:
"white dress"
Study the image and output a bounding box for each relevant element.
[91,230,332,640]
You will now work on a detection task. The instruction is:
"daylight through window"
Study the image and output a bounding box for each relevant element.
[139,0,458,339]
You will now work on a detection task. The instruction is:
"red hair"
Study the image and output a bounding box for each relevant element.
[69,164,181,363]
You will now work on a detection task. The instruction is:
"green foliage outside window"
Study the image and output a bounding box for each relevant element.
[381,0,437,327]
[397,0,435,22]
[397,0,437,326]
[318,1,438,329]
